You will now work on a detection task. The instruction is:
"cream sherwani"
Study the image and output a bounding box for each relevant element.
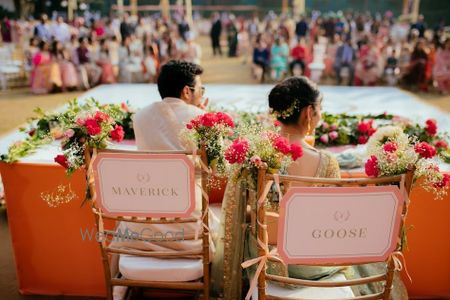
[111,97,216,258]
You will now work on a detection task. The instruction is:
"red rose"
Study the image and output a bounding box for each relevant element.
[274,120,282,127]
[434,174,450,189]
[414,142,437,159]
[186,123,193,130]
[365,155,380,177]
[357,122,370,133]
[54,154,69,169]
[434,140,448,150]
[224,138,250,164]
[273,136,291,155]
[383,141,398,153]
[94,111,110,123]
[367,127,377,137]
[358,135,368,144]
[290,143,303,161]
[425,119,437,136]
[110,125,124,142]
[85,118,101,136]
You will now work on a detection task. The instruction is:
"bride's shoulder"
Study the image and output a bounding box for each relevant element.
[317,149,341,178]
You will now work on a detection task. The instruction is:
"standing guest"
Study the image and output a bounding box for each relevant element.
[334,38,356,85]
[210,13,222,56]
[227,16,239,57]
[295,17,309,40]
[34,14,51,42]
[119,13,134,42]
[51,16,71,44]
[143,45,160,83]
[1,17,12,43]
[178,17,190,41]
[324,34,341,77]
[403,39,428,89]
[183,33,202,65]
[355,42,382,86]
[433,39,450,94]
[411,14,426,38]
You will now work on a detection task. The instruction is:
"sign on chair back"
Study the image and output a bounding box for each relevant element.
[85,148,210,300]
[252,170,413,300]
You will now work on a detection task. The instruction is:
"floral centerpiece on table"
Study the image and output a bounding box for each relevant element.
[182,111,235,176]
[364,126,450,199]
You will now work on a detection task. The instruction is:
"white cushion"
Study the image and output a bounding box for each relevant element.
[119,255,203,282]
[253,273,355,299]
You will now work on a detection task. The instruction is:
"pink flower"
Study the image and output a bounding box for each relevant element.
[63,129,75,139]
[383,141,398,153]
[224,138,250,164]
[414,142,437,159]
[186,123,193,130]
[321,122,329,130]
[329,131,338,141]
[199,113,219,127]
[434,140,448,150]
[290,143,303,161]
[216,112,235,128]
[84,118,101,136]
[274,120,282,127]
[319,134,329,144]
[54,154,69,169]
[94,111,110,123]
[250,155,263,167]
[365,155,380,177]
[273,136,291,154]
[386,152,398,163]
[358,135,368,144]
[121,102,129,112]
[425,119,437,136]
[367,128,377,137]
[110,125,124,142]
[76,118,85,126]
[329,124,338,131]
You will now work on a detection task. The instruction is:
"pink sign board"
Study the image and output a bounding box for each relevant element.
[277,186,404,265]
[92,152,196,217]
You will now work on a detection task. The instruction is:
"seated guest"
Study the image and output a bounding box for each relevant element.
[75,37,102,89]
[334,38,356,85]
[51,40,78,90]
[142,45,160,83]
[270,36,289,80]
[252,38,270,83]
[31,41,62,94]
[384,49,400,85]
[402,39,428,89]
[433,39,450,94]
[96,39,115,84]
[289,38,308,76]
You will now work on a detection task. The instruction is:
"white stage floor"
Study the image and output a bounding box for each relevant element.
[1,84,449,166]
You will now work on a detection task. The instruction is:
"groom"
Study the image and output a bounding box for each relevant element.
[133,60,208,150]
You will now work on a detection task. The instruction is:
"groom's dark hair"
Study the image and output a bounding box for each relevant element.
[158,60,204,99]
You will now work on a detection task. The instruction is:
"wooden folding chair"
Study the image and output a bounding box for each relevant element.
[85,148,210,300]
[249,169,414,300]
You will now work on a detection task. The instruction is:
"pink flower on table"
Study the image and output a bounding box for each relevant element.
[329,124,338,131]
[383,141,398,153]
[386,152,398,163]
[329,131,338,141]
[274,120,282,127]
[75,117,85,126]
[357,121,370,133]
[367,127,376,137]
[216,112,235,128]
[54,154,69,169]
[365,155,380,177]
[414,142,437,159]
[289,143,303,161]
[425,119,437,136]
[273,136,291,154]
[199,112,219,127]
[319,134,329,144]
[84,118,101,136]
[110,125,124,142]
[224,138,250,164]
[434,140,448,150]
[321,122,329,130]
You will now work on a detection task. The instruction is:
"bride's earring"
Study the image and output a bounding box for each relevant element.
[305,120,315,146]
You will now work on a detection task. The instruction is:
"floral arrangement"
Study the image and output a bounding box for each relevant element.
[182,112,235,175]
[224,124,303,181]
[364,126,449,199]
[0,99,134,165]
[54,107,125,175]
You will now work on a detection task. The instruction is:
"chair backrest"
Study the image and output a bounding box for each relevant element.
[253,169,414,300]
[85,147,210,299]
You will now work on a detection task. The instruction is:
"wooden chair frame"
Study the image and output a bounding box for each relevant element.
[254,169,414,300]
[85,147,210,300]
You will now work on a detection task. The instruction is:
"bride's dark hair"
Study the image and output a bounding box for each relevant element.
[268,76,322,125]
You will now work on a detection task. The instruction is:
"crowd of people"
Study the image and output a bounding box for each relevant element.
[210,11,448,93]
[0,12,201,94]
[0,9,449,94]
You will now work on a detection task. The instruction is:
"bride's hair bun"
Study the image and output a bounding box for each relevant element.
[268,76,321,125]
